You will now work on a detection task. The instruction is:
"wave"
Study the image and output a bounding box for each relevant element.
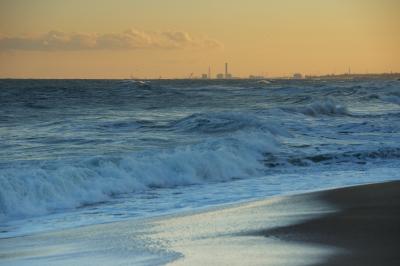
[171,112,289,135]
[95,119,155,132]
[283,98,350,117]
[120,80,152,88]
[256,80,272,84]
[0,130,280,222]
[172,113,258,133]
[381,95,400,105]
[361,90,400,106]
[263,147,400,168]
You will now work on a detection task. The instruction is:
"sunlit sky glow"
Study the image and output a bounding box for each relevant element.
[0,0,399,78]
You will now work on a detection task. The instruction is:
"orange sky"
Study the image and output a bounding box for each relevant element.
[0,0,399,78]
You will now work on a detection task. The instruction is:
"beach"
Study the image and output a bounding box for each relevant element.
[1,180,399,265]
[2,1,400,265]
[261,181,400,266]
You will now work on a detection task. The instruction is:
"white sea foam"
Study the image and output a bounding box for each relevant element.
[0,130,280,221]
[256,80,272,84]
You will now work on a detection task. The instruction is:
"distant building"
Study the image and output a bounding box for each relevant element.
[224,62,232,79]
[201,74,208,79]
[215,62,233,79]
[293,73,303,79]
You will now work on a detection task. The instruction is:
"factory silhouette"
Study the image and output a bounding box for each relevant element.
[202,62,232,79]
[201,62,301,80]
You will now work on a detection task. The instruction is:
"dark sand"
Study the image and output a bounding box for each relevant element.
[259,181,400,266]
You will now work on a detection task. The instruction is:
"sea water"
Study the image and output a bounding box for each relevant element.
[1,78,400,237]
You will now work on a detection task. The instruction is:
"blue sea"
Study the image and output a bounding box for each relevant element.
[1,78,400,237]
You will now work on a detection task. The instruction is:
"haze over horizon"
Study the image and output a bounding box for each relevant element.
[1,0,399,79]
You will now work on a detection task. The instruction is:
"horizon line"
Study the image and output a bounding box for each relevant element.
[1,72,400,80]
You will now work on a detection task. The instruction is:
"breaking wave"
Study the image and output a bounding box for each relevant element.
[0,129,280,221]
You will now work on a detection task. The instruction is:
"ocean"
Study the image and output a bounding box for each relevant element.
[1,78,400,238]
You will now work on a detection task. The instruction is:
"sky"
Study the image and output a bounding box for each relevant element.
[0,0,399,78]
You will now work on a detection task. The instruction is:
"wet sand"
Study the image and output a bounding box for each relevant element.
[1,181,399,265]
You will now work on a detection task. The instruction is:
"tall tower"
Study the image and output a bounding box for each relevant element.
[225,63,228,78]
[208,66,211,79]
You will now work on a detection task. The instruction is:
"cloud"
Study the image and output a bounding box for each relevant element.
[0,29,223,51]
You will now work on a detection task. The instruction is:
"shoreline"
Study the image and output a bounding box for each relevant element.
[0,180,380,240]
[259,181,400,266]
[1,180,399,265]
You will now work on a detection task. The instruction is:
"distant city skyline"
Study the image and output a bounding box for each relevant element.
[180,62,399,80]
[0,0,399,78]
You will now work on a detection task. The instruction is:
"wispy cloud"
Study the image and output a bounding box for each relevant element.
[0,29,223,51]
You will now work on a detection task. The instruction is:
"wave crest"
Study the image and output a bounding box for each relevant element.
[172,112,264,133]
[0,130,279,221]
[286,98,350,116]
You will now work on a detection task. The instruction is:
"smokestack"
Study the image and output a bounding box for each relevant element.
[225,62,228,78]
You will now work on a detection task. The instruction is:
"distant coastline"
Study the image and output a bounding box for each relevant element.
[1,72,400,81]
[304,72,400,80]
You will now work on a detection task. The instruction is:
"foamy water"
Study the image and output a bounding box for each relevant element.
[1,78,400,237]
